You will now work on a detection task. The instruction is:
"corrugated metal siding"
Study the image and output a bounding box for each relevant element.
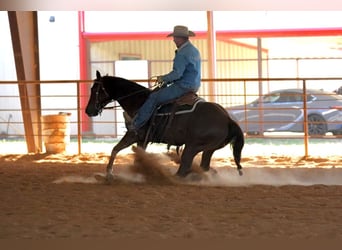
[91,40,175,61]
[89,38,269,106]
[213,40,269,106]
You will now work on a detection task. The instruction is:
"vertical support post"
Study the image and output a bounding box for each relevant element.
[206,11,216,102]
[243,80,248,132]
[77,81,82,154]
[257,37,264,135]
[8,11,42,153]
[296,58,300,88]
[302,80,309,158]
[78,11,91,134]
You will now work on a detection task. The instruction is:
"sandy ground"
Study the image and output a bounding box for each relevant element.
[0,146,341,239]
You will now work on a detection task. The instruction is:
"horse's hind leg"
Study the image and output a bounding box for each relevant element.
[176,146,198,177]
[200,149,215,171]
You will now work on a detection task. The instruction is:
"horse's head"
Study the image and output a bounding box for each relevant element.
[85,70,113,117]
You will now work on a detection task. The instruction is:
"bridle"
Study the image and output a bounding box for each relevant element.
[93,78,159,114]
[94,80,114,114]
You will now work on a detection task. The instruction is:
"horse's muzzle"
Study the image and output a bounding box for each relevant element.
[85,107,99,117]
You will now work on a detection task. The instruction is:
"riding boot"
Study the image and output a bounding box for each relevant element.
[123,112,138,135]
[126,123,138,136]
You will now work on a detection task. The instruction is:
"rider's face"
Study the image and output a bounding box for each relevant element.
[173,36,187,48]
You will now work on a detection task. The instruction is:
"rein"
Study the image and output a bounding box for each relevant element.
[103,89,146,110]
[95,79,157,111]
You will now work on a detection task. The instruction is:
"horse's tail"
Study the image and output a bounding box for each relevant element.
[227,119,244,176]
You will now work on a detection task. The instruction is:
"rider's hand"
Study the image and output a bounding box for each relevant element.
[157,76,164,84]
[157,76,166,88]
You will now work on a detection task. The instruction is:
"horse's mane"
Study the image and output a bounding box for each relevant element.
[103,75,148,91]
[101,75,151,99]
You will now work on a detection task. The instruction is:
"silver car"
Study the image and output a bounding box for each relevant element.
[227,88,342,135]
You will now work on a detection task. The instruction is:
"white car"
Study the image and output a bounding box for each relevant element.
[227,88,342,135]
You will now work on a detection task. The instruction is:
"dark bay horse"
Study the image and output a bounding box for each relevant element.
[86,71,244,180]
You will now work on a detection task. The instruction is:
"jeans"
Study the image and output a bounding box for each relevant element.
[133,83,195,129]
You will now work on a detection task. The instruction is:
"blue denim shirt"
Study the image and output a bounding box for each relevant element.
[161,41,201,91]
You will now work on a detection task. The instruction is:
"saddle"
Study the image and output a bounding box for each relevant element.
[143,92,205,146]
[156,92,204,115]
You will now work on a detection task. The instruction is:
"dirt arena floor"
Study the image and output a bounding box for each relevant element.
[0,146,341,239]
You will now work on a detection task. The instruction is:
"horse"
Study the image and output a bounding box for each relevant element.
[85,70,244,181]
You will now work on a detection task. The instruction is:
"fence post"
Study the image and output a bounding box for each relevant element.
[77,81,82,154]
[302,79,309,158]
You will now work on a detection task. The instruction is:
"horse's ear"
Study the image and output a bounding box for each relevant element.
[96,70,101,79]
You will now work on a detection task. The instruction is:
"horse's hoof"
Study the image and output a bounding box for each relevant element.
[105,173,115,184]
[93,173,115,184]
[173,172,189,183]
[176,169,192,178]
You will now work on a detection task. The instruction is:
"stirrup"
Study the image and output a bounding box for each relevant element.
[126,123,138,135]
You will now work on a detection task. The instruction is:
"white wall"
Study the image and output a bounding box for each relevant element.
[0,12,24,136]
[0,11,80,80]
[0,11,80,137]
[37,12,80,135]
[37,11,79,80]
[0,12,16,80]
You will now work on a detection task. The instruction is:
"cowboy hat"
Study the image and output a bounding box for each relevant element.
[167,25,195,37]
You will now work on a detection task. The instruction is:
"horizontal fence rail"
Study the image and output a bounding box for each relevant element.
[0,77,342,156]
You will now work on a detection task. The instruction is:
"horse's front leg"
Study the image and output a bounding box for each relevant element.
[106,131,137,182]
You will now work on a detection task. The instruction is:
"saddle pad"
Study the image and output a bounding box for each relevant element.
[156,98,205,116]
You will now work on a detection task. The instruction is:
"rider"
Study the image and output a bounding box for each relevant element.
[129,25,202,133]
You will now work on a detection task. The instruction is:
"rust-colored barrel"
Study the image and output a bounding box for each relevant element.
[41,113,70,153]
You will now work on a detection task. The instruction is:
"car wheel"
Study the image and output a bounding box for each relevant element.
[307,114,327,135]
[332,130,342,135]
